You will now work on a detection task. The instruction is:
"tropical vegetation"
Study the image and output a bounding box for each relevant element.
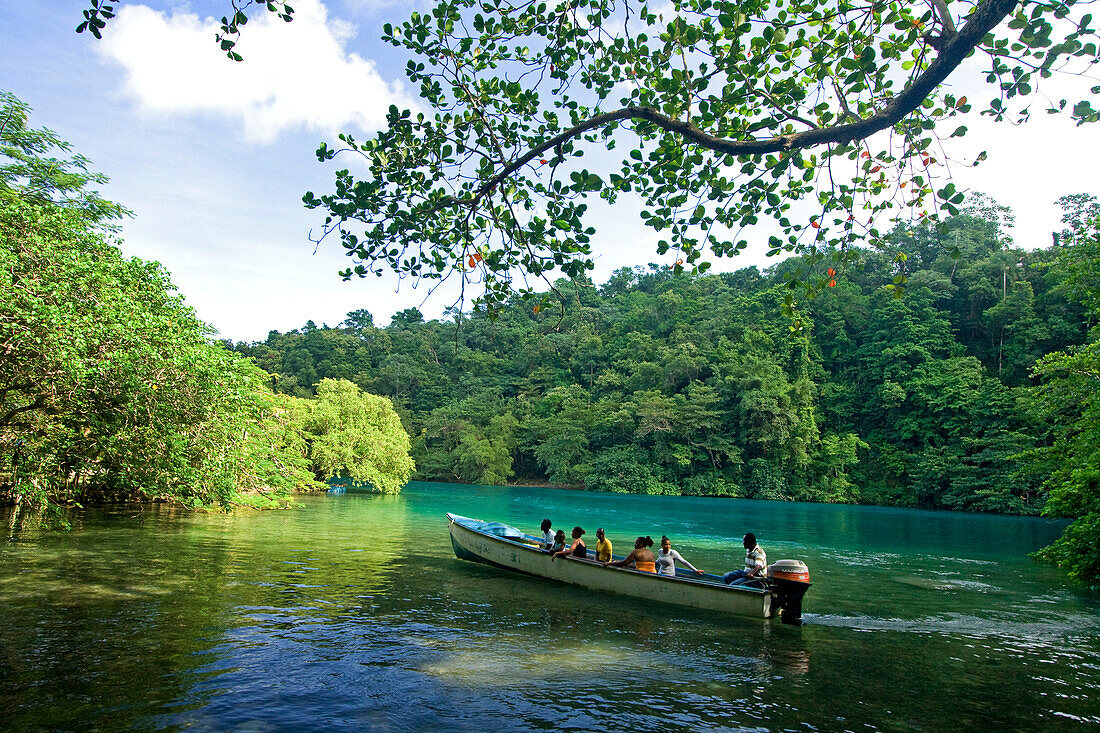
[1028,196,1100,584]
[0,92,414,519]
[231,196,1100,582]
[18,0,1100,585]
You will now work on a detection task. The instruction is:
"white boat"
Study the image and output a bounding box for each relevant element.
[446,513,810,624]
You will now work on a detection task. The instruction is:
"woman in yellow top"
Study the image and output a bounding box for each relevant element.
[604,536,656,573]
[595,528,613,562]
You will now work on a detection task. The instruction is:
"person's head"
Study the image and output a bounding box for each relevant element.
[596,528,605,540]
[635,536,654,549]
[661,535,671,551]
[555,529,566,541]
[572,526,585,539]
[541,519,552,533]
[743,533,757,550]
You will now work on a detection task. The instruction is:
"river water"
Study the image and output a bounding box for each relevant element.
[1,482,1097,731]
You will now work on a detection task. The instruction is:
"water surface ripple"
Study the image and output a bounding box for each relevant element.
[1,482,1097,731]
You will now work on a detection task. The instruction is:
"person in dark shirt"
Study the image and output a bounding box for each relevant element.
[550,527,587,561]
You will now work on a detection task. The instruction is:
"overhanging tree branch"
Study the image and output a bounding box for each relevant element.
[303,0,1096,316]
[433,0,1018,213]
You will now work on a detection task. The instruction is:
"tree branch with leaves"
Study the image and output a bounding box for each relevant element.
[293,0,1099,319]
[74,1,1099,319]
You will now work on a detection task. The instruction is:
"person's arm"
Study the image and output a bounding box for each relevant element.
[672,549,704,574]
[605,549,636,567]
[551,539,580,560]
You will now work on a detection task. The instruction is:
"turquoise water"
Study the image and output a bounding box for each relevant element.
[1,482,1097,731]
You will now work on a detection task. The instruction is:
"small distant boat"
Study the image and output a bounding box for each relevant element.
[447,513,811,624]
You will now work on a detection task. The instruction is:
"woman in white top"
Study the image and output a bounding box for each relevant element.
[655,535,704,577]
[540,519,554,549]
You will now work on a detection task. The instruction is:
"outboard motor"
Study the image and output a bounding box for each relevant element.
[767,560,811,626]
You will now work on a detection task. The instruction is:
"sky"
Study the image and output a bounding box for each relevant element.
[2,0,1098,342]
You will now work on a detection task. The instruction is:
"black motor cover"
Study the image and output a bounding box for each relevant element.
[771,578,811,625]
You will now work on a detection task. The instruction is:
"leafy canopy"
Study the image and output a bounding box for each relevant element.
[0,90,130,225]
[296,0,1099,316]
[300,378,416,493]
[74,2,1099,316]
[1028,195,1100,585]
[0,197,322,513]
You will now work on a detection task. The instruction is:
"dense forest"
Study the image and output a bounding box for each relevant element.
[235,194,1100,581]
[231,198,1092,518]
[0,91,414,519]
[3,84,1097,583]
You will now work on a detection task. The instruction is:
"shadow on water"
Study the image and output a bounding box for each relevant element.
[1,483,1098,732]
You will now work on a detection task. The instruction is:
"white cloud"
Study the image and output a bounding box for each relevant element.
[340,0,422,13]
[96,0,413,143]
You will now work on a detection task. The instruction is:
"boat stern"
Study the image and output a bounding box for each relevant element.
[767,560,812,625]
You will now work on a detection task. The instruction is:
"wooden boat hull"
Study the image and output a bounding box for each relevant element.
[447,513,773,619]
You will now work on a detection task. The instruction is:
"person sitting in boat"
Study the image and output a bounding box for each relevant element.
[656,535,704,577]
[595,528,613,562]
[548,529,566,554]
[540,518,555,549]
[722,533,767,586]
[604,536,656,573]
[550,527,587,561]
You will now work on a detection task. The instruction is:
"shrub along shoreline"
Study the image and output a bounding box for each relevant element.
[0,200,413,521]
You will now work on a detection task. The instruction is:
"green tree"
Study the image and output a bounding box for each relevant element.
[812,432,869,503]
[1028,200,1100,585]
[718,331,803,461]
[586,445,676,494]
[1,91,129,224]
[415,392,519,484]
[454,412,519,485]
[0,198,321,513]
[0,90,326,515]
[1030,341,1100,585]
[299,0,1098,312]
[300,378,415,493]
[529,384,598,485]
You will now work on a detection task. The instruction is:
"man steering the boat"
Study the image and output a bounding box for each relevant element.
[723,533,767,586]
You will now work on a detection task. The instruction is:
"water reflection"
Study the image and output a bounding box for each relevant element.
[1,484,1097,732]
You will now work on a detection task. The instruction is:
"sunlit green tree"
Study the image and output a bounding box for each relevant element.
[1028,196,1100,585]
[297,0,1098,313]
[300,378,415,493]
[0,90,129,224]
[0,198,322,512]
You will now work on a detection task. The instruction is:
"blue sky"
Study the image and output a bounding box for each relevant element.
[3,1,1098,342]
